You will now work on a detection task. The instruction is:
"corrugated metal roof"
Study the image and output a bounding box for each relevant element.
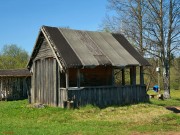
[112,33,150,66]
[43,26,82,68]
[0,69,31,77]
[28,26,150,69]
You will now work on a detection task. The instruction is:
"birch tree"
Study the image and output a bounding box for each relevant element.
[105,0,147,55]
[145,0,180,98]
[104,0,180,98]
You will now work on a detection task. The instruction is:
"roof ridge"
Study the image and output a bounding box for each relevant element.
[42,25,113,34]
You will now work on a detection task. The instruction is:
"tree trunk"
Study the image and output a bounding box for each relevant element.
[163,68,170,98]
[162,60,171,99]
[164,0,173,99]
[138,0,144,56]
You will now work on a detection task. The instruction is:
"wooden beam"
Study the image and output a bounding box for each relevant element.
[64,69,69,107]
[130,67,133,85]
[133,66,136,85]
[77,69,80,88]
[121,68,125,85]
[66,69,69,89]
[130,66,136,85]
[140,66,144,85]
[112,67,115,86]
[53,58,57,106]
[57,64,60,107]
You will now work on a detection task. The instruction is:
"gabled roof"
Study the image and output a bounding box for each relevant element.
[0,69,31,77]
[28,26,149,69]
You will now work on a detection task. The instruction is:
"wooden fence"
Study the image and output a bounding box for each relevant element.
[67,85,148,108]
[0,77,31,101]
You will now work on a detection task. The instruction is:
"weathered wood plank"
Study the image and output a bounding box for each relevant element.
[140,66,144,86]
[53,58,57,106]
[0,77,30,101]
[122,68,125,85]
[66,70,69,89]
[35,39,54,60]
[77,69,80,88]
[67,85,148,107]
[57,66,60,107]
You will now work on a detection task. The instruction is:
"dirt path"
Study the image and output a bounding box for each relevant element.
[131,131,180,135]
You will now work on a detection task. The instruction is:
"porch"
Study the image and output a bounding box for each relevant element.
[58,66,148,108]
[66,85,148,108]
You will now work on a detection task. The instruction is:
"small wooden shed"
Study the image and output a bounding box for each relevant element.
[27,26,150,107]
[0,69,31,101]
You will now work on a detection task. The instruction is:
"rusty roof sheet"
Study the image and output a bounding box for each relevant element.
[0,69,31,77]
[28,26,149,69]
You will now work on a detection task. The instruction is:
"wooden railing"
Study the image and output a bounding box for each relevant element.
[67,85,148,107]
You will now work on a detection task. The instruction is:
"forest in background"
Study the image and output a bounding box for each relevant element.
[0,44,29,69]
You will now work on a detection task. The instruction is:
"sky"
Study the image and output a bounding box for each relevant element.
[0,0,108,54]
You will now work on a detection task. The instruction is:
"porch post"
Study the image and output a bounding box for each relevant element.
[65,69,69,89]
[77,69,80,88]
[112,67,115,85]
[65,69,69,103]
[122,68,125,85]
[130,66,136,85]
[140,66,144,85]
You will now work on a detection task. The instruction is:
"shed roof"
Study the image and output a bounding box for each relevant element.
[0,69,31,77]
[28,26,149,69]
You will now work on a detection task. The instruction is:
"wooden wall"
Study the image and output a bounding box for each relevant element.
[31,38,67,107]
[35,39,54,60]
[0,77,31,101]
[68,85,148,108]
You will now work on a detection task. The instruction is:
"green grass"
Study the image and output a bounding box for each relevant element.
[0,90,180,135]
[148,89,180,106]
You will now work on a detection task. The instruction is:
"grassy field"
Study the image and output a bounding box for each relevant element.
[0,90,180,135]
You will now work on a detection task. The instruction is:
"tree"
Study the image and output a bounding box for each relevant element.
[103,0,180,98]
[144,0,180,98]
[102,0,147,55]
[0,44,29,69]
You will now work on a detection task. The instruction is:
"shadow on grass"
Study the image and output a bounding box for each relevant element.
[175,98,180,102]
[148,96,180,114]
[5,97,28,102]
[76,100,150,110]
[165,106,180,113]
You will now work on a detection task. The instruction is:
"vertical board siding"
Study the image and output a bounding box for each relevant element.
[32,57,67,107]
[68,85,148,108]
[31,37,67,106]
[0,77,31,100]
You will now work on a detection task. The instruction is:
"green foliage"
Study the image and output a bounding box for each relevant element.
[0,44,29,69]
[0,90,180,135]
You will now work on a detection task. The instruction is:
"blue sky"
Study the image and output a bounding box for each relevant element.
[0,0,108,54]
